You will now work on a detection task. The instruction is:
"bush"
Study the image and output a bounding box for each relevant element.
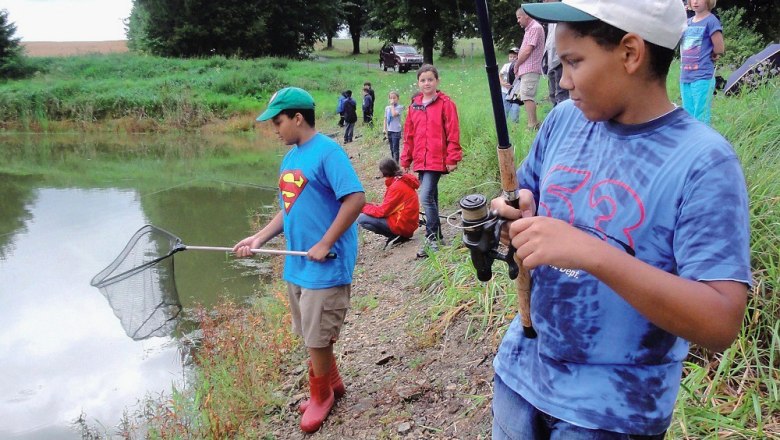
[718,7,767,71]
[0,54,38,79]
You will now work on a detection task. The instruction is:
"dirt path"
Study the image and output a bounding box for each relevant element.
[269,132,495,439]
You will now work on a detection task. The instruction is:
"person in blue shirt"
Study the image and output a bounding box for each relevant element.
[336,90,348,127]
[233,87,365,433]
[383,91,405,162]
[490,1,750,439]
[680,0,724,124]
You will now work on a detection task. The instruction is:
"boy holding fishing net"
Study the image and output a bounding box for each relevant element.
[233,87,365,433]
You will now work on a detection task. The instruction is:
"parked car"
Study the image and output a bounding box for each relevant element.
[379,43,424,73]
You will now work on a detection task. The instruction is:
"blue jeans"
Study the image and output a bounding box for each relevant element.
[357,213,395,239]
[418,171,442,240]
[387,131,401,163]
[681,77,715,125]
[492,374,666,440]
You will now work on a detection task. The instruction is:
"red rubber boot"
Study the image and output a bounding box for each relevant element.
[300,372,334,433]
[298,359,345,413]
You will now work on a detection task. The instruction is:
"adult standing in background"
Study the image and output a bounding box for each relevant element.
[543,0,569,107]
[511,6,546,129]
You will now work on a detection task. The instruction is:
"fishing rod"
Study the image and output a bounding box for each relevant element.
[460,0,536,338]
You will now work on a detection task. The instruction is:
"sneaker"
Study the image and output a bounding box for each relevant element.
[416,235,440,258]
[384,235,411,250]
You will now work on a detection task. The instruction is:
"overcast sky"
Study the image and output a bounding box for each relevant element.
[1,0,133,41]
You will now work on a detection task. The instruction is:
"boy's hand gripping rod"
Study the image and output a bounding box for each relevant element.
[474,0,536,338]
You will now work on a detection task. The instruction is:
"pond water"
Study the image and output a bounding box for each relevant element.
[0,133,282,439]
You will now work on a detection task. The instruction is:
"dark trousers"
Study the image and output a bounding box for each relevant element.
[344,122,355,143]
[387,131,401,163]
[357,213,396,239]
[547,64,569,106]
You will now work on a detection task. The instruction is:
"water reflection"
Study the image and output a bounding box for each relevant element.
[0,136,280,438]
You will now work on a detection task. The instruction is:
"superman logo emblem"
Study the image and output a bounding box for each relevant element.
[279,170,308,213]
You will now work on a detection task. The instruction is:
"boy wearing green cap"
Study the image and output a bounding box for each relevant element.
[489,0,750,438]
[233,87,365,433]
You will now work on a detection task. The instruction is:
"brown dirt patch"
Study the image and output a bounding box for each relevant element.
[22,40,128,57]
[267,128,494,439]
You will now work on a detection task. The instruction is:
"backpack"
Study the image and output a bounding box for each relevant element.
[343,99,358,123]
[507,60,517,86]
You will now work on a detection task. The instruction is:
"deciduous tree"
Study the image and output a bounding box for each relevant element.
[126,0,341,58]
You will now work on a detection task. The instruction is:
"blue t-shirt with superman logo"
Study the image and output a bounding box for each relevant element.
[493,101,751,435]
[278,132,364,289]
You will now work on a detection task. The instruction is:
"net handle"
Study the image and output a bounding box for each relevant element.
[185,245,337,259]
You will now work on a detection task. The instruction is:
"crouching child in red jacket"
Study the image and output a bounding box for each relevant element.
[358,158,420,249]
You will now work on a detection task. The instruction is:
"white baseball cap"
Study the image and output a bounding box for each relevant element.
[522,0,687,50]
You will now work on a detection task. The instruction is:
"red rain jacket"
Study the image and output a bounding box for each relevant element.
[400,91,462,172]
[361,174,420,238]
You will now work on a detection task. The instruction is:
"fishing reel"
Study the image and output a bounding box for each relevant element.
[459,194,519,282]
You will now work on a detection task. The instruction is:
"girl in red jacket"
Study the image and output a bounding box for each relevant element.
[358,158,420,248]
[400,64,462,257]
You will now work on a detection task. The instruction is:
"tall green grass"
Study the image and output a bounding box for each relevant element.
[0,38,499,131]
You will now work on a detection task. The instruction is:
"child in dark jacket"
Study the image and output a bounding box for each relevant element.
[362,86,374,126]
[358,158,420,248]
[342,90,358,143]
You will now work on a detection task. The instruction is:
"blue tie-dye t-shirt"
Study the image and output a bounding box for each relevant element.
[493,101,751,435]
[278,133,364,289]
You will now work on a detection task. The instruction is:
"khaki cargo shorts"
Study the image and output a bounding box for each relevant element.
[287,283,351,348]
[518,72,540,102]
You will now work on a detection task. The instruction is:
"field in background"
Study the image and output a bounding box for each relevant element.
[22,40,128,57]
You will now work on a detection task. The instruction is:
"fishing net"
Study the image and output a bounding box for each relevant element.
[90,225,184,340]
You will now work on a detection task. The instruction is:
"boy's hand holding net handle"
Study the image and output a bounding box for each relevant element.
[475,0,536,338]
[187,246,337,259]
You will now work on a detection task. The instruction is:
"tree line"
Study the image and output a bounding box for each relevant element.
[123,0,778,63]
[123,0,528,62]
[1,1,777,79]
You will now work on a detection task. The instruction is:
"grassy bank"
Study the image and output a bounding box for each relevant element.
[37,42,778,438]
[0,129,284,189]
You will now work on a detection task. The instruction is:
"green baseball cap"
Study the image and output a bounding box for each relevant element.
[256,87,316,122]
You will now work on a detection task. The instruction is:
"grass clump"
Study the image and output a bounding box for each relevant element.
[143,288,299,439]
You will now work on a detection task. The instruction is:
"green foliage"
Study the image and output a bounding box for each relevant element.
[718,7,767,71]
[126,0,337,58]
[0,54,292,126]
[0,9,35,79]
[138,293,298,438]
[717,0,780,43]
